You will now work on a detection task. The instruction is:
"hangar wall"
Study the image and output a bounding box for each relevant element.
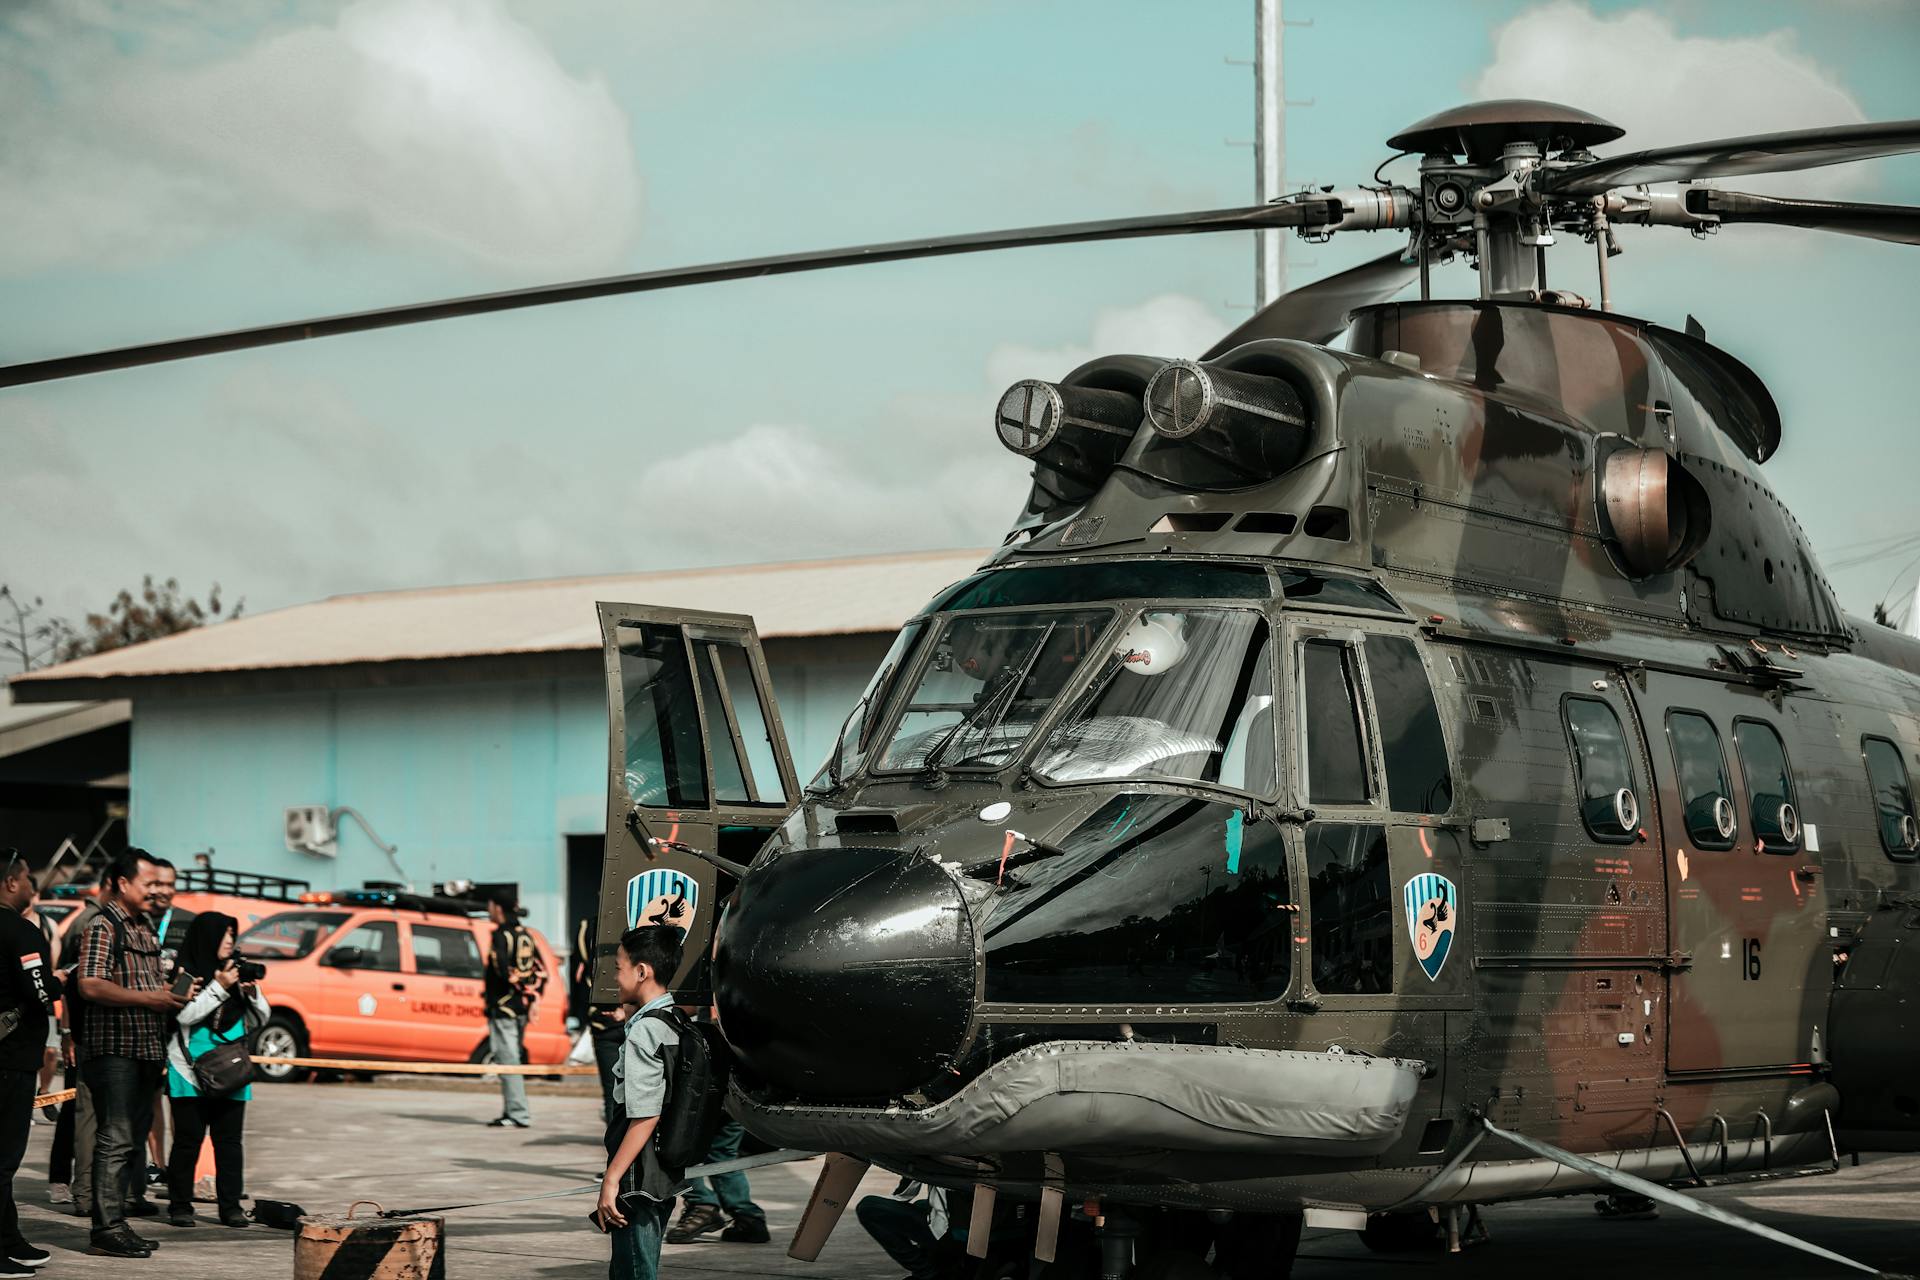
[125,634,888,946]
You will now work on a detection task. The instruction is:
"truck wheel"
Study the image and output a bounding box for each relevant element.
[251,1016,311,1083]
[467,1038,495,1065]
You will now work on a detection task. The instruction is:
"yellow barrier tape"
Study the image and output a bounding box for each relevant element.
[252,1056,598,1077]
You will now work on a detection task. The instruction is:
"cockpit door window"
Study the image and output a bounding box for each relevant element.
[1362,634,1454,816]
[1299,639,1372,806]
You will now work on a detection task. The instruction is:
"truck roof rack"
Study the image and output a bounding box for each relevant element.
[174,868,313,902]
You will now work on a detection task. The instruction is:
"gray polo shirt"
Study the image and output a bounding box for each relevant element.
[612,993,680,1120]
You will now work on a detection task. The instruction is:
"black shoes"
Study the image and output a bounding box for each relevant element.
[4,1243,49,1270]
[664,1203,725,1243]
[666,1205,770,1244]
[168,1211,197,1227]
[485,1115,529,1128]
[124,1198,160,1217]
[218,1208,252,1229]
[87,1225,153,1258]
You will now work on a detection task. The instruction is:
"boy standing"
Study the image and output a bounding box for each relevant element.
[598,925,686,1280]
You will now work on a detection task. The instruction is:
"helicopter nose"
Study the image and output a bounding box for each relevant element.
[714,846,975,1102]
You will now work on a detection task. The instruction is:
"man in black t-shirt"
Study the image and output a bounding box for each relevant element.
[0,851,62,1275]
[482,892,543,1129]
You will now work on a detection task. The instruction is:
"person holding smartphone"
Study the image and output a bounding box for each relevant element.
[73,850,191,1260]
[163,913,267,1229]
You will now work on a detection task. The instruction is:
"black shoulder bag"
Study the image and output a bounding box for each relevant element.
[179,990,254,1095]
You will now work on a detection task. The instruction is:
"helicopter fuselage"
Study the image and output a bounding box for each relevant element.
[595,298,1920,1218]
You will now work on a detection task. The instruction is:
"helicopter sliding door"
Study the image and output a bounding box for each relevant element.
[594,603,799,1003]
[1632,671,1830,1074]
[1434,644,1668,1149]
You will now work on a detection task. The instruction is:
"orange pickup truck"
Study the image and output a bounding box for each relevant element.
[233,888,569,1081]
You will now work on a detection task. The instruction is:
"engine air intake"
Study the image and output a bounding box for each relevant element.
[1599,445,1712,578]
[994,379,1139,491]
[1143,360,1311,482]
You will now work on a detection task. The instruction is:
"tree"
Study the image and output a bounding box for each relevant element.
[0,585,66,673]
[43,577,244,664]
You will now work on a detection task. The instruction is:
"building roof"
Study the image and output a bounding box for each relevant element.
[7,549,986,700]
[0,683,130,759]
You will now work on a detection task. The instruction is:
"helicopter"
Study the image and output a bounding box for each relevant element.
[8,98,1920,1279]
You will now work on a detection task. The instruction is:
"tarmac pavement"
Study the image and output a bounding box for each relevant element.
[16,1081,1919,1278]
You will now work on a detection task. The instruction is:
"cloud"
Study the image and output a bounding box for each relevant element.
[630,423,1020,563]
[984,294,1227,387]
[1475,3,1870,196]
[0,0,642,276]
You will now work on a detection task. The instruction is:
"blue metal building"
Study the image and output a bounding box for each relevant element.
[9,550,980,946]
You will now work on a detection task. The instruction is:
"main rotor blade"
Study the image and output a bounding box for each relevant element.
[1541,119,1920,197]
[0,202,1337,390]
[1201,246,1419,359]
[1689,189,1920,245]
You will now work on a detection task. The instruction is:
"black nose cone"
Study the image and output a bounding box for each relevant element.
[715,847,975,1101]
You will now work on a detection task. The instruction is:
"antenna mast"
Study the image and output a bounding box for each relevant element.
[1254,0,1284,307]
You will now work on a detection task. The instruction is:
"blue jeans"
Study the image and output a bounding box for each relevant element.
[609,1196,673,1280]
[679,1120,763,1220]
[488,1016,530,1124]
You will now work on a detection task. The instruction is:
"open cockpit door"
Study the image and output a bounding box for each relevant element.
[594,603,798,1003]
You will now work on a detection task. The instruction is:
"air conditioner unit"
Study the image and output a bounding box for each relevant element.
[285,805,337,858]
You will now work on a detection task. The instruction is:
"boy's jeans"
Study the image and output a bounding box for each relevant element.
[609,1196,674,1280]
[488,1015,531,1125]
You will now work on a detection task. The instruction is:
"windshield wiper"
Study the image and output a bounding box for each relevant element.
[920,623,1056,779]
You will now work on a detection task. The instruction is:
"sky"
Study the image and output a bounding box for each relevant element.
[2,0,1917,666]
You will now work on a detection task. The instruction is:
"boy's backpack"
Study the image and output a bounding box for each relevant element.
[642,1006,731,1169]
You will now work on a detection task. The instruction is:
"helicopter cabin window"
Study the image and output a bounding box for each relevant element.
[692,638,789,808]
[1563,696,1640,843]
[1365,635,1453,815]
[878,609,1111,773]
[616,622,709,809]
[1862,736,1918,859]
[1303,822,1393,994]
[1667,710,1736,850]
[1034,610,1276,793]
[1300,640,1371,806]
[1733,719,1801,853]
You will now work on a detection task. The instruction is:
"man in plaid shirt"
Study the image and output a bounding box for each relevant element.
[74,851,189,1260]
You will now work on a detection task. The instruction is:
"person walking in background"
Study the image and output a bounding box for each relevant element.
[572,918,629,1123]
[164,912,267,1229]
[74,849,189,1259]
[665,1116,768,1244]
[483,891,543,1129]
[57,890,105,1218]
[0,849,63,1276]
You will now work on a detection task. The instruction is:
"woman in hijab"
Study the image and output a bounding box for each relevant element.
[163,912,268,1228]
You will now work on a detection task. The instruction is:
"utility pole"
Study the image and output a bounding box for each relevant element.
[1254,0,1285,307]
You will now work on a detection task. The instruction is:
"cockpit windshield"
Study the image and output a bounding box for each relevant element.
[1033,608,1274,792]
[876,610,1111,772]
[816,561,1289,795]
